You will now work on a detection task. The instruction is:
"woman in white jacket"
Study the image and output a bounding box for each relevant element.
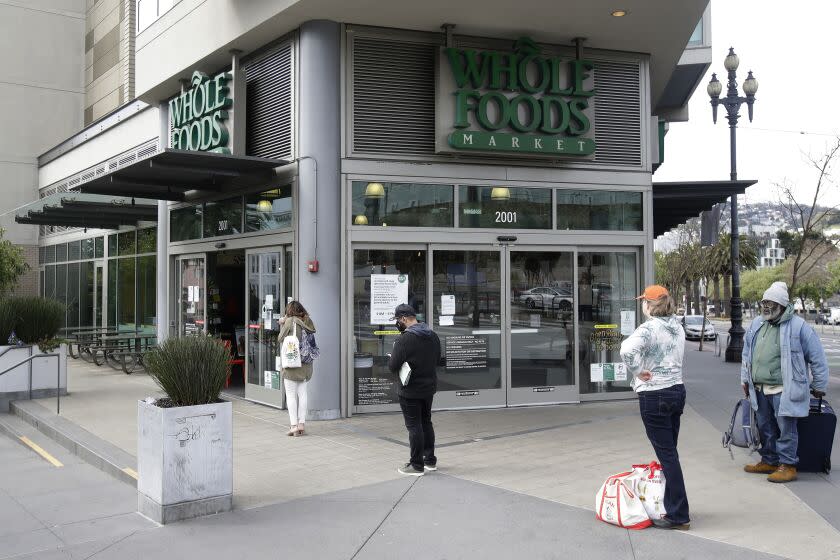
[620,285,689,530]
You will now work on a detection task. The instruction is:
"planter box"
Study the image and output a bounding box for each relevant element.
[137,400,232,524]
[0,344,67,412]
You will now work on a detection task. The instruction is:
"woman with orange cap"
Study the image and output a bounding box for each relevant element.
[620,285,690,530]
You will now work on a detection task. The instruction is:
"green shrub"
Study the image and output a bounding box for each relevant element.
[10,297,65,347]
[145,335,230,407]
[0,299,16,344]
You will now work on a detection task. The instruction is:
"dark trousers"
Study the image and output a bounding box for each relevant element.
[638,384,690,524]
[399,395,436,469]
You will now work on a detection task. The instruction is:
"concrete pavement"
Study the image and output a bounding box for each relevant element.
[2,344,840,559]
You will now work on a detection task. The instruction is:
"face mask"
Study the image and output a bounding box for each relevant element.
[396,319,406,332]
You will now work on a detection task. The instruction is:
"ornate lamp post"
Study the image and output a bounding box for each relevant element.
[707,47,758,362]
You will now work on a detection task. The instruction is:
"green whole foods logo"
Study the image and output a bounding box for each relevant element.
[169,71,233,153]
[444,37,596,156]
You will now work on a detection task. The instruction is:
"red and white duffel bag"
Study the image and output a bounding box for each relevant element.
[595,471,652,529]
[631,462,666,521]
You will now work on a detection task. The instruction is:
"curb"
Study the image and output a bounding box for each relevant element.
[10,400,138,487]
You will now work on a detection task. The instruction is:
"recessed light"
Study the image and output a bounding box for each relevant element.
[611,9,627,17]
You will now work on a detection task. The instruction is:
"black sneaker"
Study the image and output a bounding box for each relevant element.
[651,518,690,530]
[397,463,425,477]
[424,463,438,472]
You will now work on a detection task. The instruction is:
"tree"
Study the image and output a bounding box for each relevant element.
[777,137,840,294]
[0,228,28,296]
[707,234,759,316]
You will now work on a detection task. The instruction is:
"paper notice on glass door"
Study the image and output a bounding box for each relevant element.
[590,362,628,382]
[441,295,456,316]
[370,274,409,324]
[620,310,636,335]
[187,286,195,302]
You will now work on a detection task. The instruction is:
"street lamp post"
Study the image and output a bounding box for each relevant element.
[707,47,758,363]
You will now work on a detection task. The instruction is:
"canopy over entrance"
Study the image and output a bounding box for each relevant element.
[652,180,757,237]
[73,149,283,202]
[10,193,158,230]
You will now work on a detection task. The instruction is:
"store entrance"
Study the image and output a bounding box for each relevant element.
[351,244,640,412]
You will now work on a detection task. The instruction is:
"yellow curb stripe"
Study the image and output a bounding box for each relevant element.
[123,467,138,480]
[19,436,63,467]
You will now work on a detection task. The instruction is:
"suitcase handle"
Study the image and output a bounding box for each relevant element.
[809,395,824,414]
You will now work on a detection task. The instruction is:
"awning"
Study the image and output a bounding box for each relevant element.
[74,149,283,201]
[11,193,158,230]
[652,179,757,237]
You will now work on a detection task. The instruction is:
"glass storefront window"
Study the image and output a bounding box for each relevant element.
[95,236,104,258]
[459,186,551,229]
[577,251,639,394]
[68,240,81,261]
[56,243,68,262]
[108,259,117,327]
[170,205,202,241]
[81,238,95,259]
[137,256,156,332]
[556,190,642,231]
[352,249,427,407]
[38,247,45,265]
[108,234,117,257]
[119,231,136,255]
[245,186,293,232]
[351,182,454,228]
[137,228,157,254]
[55,264,67,328]
[80,262,94,328]
[45,245,55,264]
[203,197,243,237]
[67,262,80,329]
[118,258,136,330]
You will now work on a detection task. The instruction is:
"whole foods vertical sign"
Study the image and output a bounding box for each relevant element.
[436,37,596,157]
[169,71,233,153]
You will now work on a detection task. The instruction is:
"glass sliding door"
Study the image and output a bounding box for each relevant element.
[245,248,291,407]
[431,248,505,409]
[177,255,206,336]
[577,251,640,397]
[352,247,426,412]
[506,249,577,404]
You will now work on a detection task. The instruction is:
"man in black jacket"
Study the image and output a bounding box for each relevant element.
[388,304,441,476]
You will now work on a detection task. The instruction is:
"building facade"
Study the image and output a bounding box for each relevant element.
[22,1,712,419]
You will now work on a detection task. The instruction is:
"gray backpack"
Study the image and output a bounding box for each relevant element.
[722,398,761,457]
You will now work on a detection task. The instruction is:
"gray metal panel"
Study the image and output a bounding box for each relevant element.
[244,39,295,160]
[592,58,642,167]
[352,36,437,156]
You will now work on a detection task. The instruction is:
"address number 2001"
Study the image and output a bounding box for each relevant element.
[495,211,517,223]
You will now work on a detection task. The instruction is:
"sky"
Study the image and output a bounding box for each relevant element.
[654,1,840,207]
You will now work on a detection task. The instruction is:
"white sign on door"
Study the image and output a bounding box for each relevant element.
[370,274,409,324]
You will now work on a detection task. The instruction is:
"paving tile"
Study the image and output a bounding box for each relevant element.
[0,494,45,538]
[50,512,157,547]
[0,527,63,559]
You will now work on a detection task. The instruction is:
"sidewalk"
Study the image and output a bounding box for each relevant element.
[3,349,840,559]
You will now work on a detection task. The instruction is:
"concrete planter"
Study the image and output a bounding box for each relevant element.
[0,344,67,411]
[137,400,232,524]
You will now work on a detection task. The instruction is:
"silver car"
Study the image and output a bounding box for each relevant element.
[682,315,717,340]
[519,286,573,311]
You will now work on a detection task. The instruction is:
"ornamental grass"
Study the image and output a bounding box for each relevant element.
[144,335,230,407]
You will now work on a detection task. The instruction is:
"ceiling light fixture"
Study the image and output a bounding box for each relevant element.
[353,215,369,225]
[611,9,627,17]
[491,187,511,201]
[256,199,273,212]
[364,182,385,199]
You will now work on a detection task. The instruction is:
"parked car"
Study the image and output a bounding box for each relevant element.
[681,315,717,341]
[519,286,573,311]
[831,308,840,326]
[816,309,831,324]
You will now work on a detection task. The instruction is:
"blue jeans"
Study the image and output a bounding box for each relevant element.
[638,384,690,524]
[754,389,799,466]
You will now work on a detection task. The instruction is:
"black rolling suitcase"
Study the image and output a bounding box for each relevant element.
[797,396,836,473]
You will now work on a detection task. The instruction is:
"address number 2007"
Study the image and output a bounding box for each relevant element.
[495,211,517,223]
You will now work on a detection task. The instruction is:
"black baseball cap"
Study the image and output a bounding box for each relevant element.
[391,304,416,320]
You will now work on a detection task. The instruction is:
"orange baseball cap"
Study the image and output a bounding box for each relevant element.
[637,285,669,301]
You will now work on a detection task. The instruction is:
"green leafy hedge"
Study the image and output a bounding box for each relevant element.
[145,335,231,407]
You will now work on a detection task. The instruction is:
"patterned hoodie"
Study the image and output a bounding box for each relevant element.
[619,315,686,393]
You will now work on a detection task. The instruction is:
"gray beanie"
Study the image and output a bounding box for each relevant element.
[762,281,789,307]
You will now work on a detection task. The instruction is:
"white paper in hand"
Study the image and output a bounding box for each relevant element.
[399,362,412,386]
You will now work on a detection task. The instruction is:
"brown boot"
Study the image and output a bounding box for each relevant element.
[767,464,798,483]
[744,461,777,474]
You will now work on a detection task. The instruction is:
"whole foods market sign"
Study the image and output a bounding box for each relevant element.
[169,71,232,153]
[436,37,596,157]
